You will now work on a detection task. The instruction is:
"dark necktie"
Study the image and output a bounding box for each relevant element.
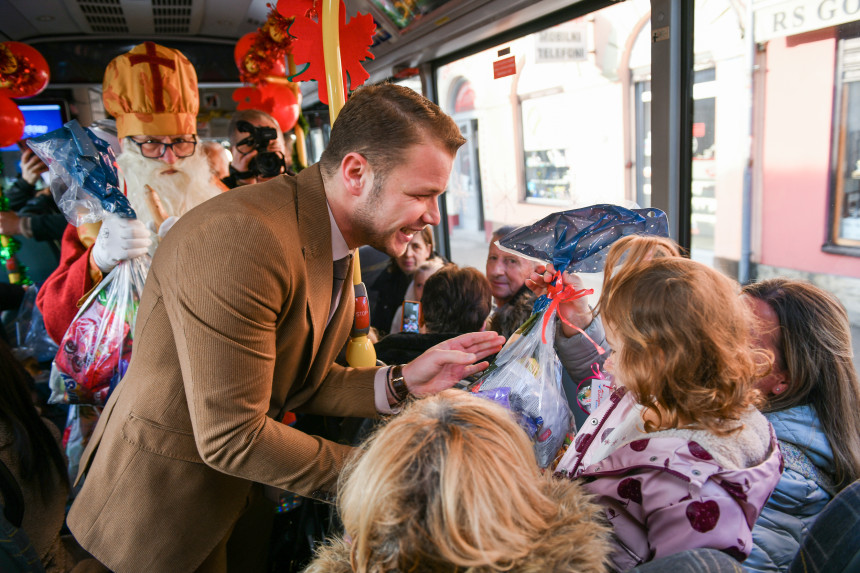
[330,255,351,315]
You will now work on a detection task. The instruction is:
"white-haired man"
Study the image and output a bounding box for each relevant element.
[38,42,221,342]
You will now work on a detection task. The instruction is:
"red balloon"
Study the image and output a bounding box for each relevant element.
[234,32,287,79]
[234,33,258,69]
[0,42,50,99]
[233,82,299,133]
[260,83,299,132]
[270,55,286,77]
[0,96,24,147]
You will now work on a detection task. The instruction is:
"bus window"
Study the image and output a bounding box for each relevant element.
[435,0,652,270]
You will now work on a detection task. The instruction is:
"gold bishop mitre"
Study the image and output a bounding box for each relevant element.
[102,42,199,139]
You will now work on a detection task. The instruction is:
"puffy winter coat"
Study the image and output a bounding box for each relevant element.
[555,388,783,572]
[745,405,835,572]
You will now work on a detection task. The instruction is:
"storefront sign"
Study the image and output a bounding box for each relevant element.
[535,22,588,63]
[754,0,860,43]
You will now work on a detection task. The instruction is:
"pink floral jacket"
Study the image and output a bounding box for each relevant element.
[555,388,783,571]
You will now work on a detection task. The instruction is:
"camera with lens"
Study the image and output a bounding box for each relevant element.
[233,120,288,179]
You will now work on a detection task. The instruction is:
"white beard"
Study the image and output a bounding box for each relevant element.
[117,141,221,233]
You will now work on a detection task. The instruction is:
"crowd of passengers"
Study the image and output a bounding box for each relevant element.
[1,42,858,573]
[4,230,858,572]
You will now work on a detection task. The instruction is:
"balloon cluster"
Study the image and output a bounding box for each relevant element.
[234,9,292,85]
[0,42,50,148]
[233,7,299,133]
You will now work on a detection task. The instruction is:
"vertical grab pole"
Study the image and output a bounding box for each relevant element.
[321,0,376,366]
[286,54,308,169]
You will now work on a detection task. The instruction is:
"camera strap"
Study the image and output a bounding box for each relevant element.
[228,164,256,180]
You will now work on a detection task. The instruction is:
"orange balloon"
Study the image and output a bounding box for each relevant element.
[0,96,24,147]
[0,42,50,99]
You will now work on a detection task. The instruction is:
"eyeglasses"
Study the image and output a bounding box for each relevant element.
[129,137,197,159]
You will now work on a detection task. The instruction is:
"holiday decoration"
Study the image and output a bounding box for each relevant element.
[232,81,299,133]
[0,190,31,285]
[234,31,288,85]
[0,42,50,99]
[0,95,24,148]
[283,0,375,105]
[277,0,318,22]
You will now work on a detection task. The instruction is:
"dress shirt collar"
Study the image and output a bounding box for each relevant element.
[327,201,352,261]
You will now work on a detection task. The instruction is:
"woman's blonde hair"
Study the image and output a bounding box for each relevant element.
[336,390,571,572]
[742,278,860,489]
[599,236,766,434]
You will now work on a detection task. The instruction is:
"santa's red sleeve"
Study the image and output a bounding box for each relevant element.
[37,224,101,344]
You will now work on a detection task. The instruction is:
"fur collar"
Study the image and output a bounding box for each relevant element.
[643,407,773,469]
[302,476,611,573]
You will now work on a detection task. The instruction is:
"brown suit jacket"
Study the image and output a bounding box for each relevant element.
[67,165,379,572]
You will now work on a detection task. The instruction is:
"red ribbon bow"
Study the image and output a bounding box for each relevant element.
[541,271,605,356]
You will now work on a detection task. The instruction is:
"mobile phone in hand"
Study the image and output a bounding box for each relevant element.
[402,300,420,333]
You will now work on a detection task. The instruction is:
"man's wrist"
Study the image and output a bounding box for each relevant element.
[18,215,33,238]
[387,365,410,404]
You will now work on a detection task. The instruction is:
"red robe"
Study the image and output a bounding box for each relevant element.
[36,223,102,344]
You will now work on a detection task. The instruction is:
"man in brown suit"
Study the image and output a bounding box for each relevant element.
[67,84,505,572]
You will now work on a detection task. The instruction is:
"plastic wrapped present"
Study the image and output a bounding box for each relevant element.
[471,309,571,468]
[48,256,146,405]
[30,120,149,406]
[28,119,134,226]
[496,204,669,273]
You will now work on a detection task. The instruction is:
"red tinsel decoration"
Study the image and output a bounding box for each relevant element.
[0,45,16,75]
[236,6,294,86]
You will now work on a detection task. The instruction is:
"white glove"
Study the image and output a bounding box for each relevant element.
[92,215,152,273]
[158,216,179,239]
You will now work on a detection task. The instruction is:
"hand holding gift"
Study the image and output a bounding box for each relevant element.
[471,204,670,467]
[92,214,152,273]
[30,121,150,406]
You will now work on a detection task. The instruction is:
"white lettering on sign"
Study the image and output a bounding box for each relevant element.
[754,0,860,42]
[535,21,588,63]
[23,125,50,137]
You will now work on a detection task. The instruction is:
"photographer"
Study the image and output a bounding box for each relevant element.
[222,109,291,189]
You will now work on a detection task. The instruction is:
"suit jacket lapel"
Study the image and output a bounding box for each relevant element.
[296,165,333,358]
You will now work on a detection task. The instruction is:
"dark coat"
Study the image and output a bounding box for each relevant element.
[374,332,461,365]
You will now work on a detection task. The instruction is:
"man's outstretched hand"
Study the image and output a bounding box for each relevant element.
[402,331,505,397]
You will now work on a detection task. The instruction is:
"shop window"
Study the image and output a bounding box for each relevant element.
[522,92,572,205]
[830,36,860,250]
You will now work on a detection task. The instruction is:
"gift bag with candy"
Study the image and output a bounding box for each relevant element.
[29,120,150,405]
[49,259,146,404]
[472,303,572,468]
[471,204,669,468]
